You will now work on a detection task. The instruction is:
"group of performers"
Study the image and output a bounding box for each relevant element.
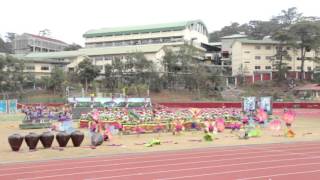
[85,105,296,141]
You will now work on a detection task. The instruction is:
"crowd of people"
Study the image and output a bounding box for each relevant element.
[22,105,73,124]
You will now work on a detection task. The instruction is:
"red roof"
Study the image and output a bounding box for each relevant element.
[294,84,320,91]
[24,33,67,45]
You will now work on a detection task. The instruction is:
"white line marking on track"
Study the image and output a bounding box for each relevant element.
[236,169,320,180]
[153,162,320,180]
[15,154,320,180]
[0,143,320,172]
[2,141,320,171]
[0,149,291,176]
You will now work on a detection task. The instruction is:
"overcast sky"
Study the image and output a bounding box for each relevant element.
[1,0,319,45]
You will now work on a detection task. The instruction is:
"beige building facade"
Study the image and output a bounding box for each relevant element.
[16,20,210,78]
[220,35,320,84]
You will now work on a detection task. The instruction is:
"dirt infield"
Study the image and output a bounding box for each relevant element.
[1,110,320,164]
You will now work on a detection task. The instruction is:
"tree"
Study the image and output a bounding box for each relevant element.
[0,37,11,53]
[208,7,303,42]
[246,20,281,39]
[64,43,82,51]
[76,58,100,94]
[47,67,65,95]
[0,54,24,94]
[209,22,249,42]
[130,52,154,84]
[289,21,320,80]
[271,30,293,81]
[273,7,302,27]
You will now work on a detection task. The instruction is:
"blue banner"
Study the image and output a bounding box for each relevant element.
[0,100,7,113]
[8,99,17,113]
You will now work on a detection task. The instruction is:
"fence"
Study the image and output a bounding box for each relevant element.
[158,102,320,109]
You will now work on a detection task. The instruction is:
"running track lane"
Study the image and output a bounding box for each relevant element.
[1,141,320,180]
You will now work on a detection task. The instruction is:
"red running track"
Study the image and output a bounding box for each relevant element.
[1,141,320,180]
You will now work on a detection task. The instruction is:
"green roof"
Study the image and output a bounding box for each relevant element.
[79,44,165,56]
[238,39,279,44]
[24,50,83,59]
[17,43,170,60]
[83,20,206,38]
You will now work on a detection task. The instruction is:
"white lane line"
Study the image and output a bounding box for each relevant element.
[15,153,320,180]
[153,162,320,180]
[0,143,310,171]
[3,143,320,176]
[0,147,251,171]
[236,169,320,180]
[0,149,286,176]
[2,140,319,168]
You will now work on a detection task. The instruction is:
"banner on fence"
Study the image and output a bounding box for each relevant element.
[0,99,17,113]
[0,100,7,113]
[243,97,256,113]
[260,97,272,115]
[8,99,17,113]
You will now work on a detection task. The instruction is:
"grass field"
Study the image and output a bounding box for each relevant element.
[1,111,320,164]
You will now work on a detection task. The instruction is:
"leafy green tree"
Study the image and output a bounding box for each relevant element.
[209,22,250,42]
[47,67,65,95]
[0,54,24,93]
[0,37,11,53]
[289,21,320,80]
[246,20,281,39]
[64,43,82,51]
[271,30,293,81]
[273,7,302,27]
[77,58,100,94]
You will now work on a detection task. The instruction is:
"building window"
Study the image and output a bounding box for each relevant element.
[265,56,273,60]
[114,41,123,46]
[151,38,161,44]
[41,66,49,71]
[255,45,261,50]
[122,41,131,46]
[141,39,149,44]
[95,43,103,47]
[104,56,113,60]
[287,66,292,70]
[94,56,103,61]
[308,67,312,71]
[222,51,229,58]
[162,37,171,43]
[255,66,261,70]
[104,42,113,47]
[68,67,75,72]
[265,66,272,70]
[266,46,271,50]
[255,56,261,60]
[297,66,301,70]
[133,40,141,45]
[25,66,35,70]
